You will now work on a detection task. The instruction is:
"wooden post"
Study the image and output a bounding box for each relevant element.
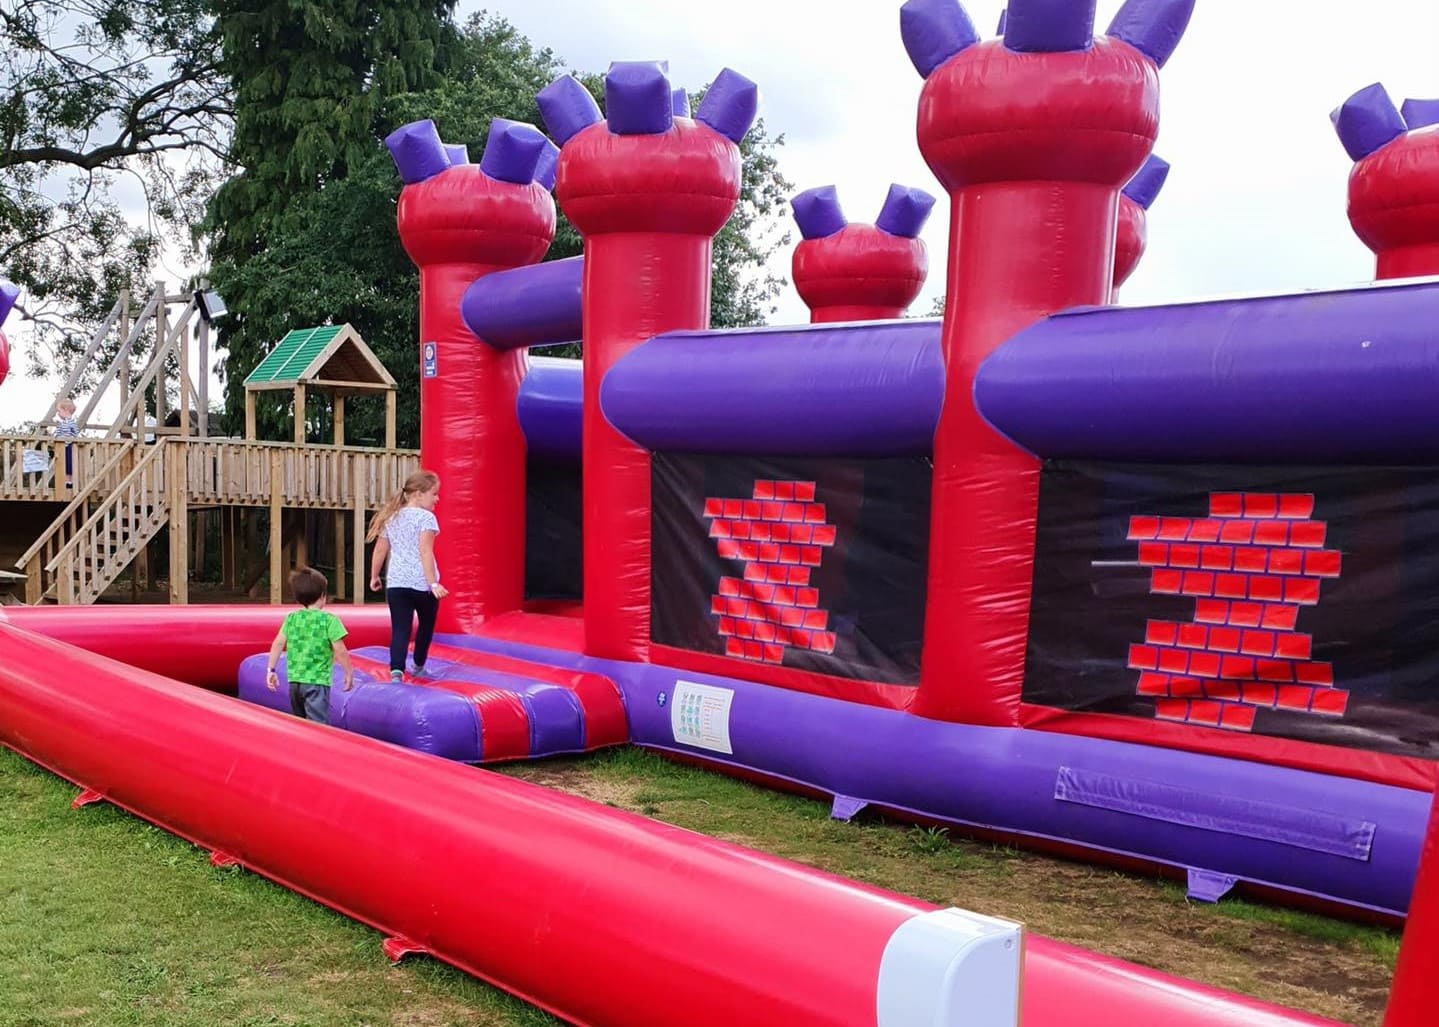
[178,307,191,439]
[294,384,307,446]
[168,444,189,604]
[296,511,309,568]
[333,394,345,447]
[245,390,257,441]
[334,509,347,600]
[154,282,168,431]
[118,289,132,436]
[384,389,397,449]
[198,317,210,439]
[352,458,366,606]
[269,449,283,604]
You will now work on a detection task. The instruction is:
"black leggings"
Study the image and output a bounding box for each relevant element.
[387,587,439,672]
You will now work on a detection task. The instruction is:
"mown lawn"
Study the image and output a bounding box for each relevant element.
[0,743,1399,1026]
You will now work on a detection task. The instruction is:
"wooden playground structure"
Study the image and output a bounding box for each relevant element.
[0,283,417,605]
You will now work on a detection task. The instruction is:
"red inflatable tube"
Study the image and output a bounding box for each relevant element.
[912,38,1160,727]
[1113,193,1148,292]
[0,623,1342,1027]
[558,118,743,662]
[394,164,556,634]
[0,604,392,691]
[0,329,9,387]
[1385,790,1439,1027]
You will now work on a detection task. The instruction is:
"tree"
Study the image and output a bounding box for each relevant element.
[203,0,454,442]
[0,0,229,375]
[210,13,793,448]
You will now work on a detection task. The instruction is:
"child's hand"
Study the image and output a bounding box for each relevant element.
[431,583,449,599]
[343,672,354,692]
[266,668,279,691]
[370,574,383,592]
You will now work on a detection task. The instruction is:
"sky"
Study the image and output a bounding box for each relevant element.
[5,0,1438,428]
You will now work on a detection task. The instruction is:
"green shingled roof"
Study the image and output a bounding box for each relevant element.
[245,325,346,385]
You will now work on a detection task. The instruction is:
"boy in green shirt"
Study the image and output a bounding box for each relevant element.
[265,567,354,723]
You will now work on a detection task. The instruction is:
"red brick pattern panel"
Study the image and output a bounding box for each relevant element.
[1126,492,1347,732]
[704,480,839,664]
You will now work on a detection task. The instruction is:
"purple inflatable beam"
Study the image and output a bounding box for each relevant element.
[695,68,760,144]
[791,186,847,240]
[385,119,452,184]
[900,0,980,77]
[1333,83,1407,161]
[462,256,583,352]
[602,321,944,457]
[974,279,1439,464]
[607,61,674,135]
[0,277,19,328]
[1106,0,1197,68]
[1004,0,1097,54]
[1402,98,1439,131]
[537,76,603,146]
[672,88,691,117]
[876,184,937,238]
[479,119,550,185]
[445,143,469,165]
[1122,155,1170,209]
[517,357,583,461]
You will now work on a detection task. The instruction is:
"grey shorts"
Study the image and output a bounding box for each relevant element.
[289,681,331,724]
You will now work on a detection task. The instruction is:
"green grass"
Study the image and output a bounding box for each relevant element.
[0,742,1401,1027]
[0,747,558,1027]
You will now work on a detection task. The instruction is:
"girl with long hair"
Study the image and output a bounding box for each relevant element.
[368,469,448,680]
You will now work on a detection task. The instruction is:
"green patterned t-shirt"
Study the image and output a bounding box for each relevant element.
[282,608,347,686]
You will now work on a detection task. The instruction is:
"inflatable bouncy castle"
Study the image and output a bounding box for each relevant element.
[8,2,1439,1025]
[0,276,17,388]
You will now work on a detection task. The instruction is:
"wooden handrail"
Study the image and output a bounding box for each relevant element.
[14,440,137,570]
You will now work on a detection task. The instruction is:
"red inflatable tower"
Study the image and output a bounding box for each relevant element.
[0,277,17,388]
[386,119,557,632]
[1114,155,1169,294]
[900,0,1194,724]
[538,64,759,661]
[790,184,936,322]
[1335,84,1439,280]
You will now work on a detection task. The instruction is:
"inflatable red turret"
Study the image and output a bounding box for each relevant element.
[386,118,558,632]
[1334,84,1439,280]
[790,184,936,322]
[1114,154,1170,294]
[0,277,17,388]
[538,64,760,661]
[899,0,1195,724]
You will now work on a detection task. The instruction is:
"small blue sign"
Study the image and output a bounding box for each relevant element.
[422,342,438,379]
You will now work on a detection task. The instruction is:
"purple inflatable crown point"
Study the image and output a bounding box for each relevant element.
[537,75,603,146]
[1004,0,1097,54]
[900,0,979,78]
[791,186,847,240]
[444,143,469,165]
[479,118,549,185]
[672,88,692,117]
[535,139,561,192]
[876,185,937,239]
[996,8,1007,33]
[385,119,452,185]
[1402,98,1439,131]
[1122,155,1170,209]
[1332,83,1406,162]
[0,277,18,328]
[605,61,675,136]
[1106,0,1197,68]
[695,68,760,144]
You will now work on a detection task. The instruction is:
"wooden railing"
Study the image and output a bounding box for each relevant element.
[177,439,418,509]
[0,435,133,502]
[10,437,420,605]
[14,441,139,603]
[46,439,171,605]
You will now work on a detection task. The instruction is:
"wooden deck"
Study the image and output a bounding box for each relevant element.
[1,434,419,606]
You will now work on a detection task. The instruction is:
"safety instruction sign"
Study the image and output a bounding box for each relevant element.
[423,341,438,378]
[671,680,735,754]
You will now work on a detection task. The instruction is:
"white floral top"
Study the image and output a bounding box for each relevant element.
[383,506,440,592]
